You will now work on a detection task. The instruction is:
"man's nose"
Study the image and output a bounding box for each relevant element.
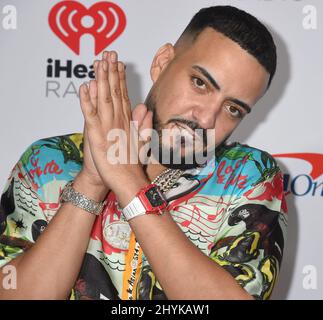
[191,100,222,129]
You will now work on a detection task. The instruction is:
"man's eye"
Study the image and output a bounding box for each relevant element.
[192,76,206,90]
[226,105,243,119]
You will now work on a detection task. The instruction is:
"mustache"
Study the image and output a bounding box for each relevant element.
[165,118,208,144]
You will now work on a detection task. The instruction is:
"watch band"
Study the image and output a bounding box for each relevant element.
[122,184,167,221]
[60,181,106,216]
[122,196,146,221]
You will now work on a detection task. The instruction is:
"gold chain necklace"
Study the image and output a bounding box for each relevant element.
[151,168,184,194]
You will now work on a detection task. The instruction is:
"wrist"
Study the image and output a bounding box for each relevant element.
[73,171,109,202]
[114,175,150,208]
[121,183,167,222]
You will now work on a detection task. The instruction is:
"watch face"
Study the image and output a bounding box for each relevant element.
[145,186,165,207]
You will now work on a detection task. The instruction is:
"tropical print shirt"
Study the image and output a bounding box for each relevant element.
[0,133,288,300]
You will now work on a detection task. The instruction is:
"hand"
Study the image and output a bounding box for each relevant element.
[76,56,108,190]
[78,53,150,188]
[79,51,152,205]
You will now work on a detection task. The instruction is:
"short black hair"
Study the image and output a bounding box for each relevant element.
[178,6,277,88]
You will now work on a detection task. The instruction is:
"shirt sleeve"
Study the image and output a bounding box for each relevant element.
[0,150,47,268]
[1,133,84,269]
[208,170,288,300]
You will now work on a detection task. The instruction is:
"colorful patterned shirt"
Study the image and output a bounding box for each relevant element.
[0,133,288,300]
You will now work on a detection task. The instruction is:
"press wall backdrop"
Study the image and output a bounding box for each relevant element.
[0,0,322,299]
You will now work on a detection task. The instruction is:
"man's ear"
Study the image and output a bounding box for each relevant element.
[150,43,175,83]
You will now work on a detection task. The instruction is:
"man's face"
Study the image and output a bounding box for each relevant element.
[146,28,270,169]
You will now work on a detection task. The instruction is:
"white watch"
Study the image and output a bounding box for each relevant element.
[121,184,167,221]
[122,197,146,221]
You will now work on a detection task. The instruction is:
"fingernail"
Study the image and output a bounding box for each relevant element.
[110,51,117,63]
[103,51,108,59]
[82,83,89,93]
[118,62,124,72]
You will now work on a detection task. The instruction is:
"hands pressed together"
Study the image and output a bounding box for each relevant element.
[79,51,153,206]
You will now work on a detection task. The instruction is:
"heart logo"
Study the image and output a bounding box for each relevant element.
[48,1,126,55]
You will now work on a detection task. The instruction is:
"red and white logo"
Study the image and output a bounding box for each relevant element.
[273,153,323,197]
[48,1,126,55]
[273,153,323,180]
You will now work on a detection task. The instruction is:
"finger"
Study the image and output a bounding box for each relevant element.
[118,61,131,117]
[102,51,110,62]
[137,109,153,166]
[139,109,153,142]
[140,109,153,132]
[97,59,113,120]
[103,51,108,60]
[93,60,99,79]
[108,51,123,117]
[79,83,100,129]
[80,84,107,158]
[89,80,98,108]
[132,103,148,128]
[95,51,109,70]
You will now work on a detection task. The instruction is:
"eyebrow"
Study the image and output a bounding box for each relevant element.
[192,65,251,114]
[230,99,251,114]
[192,65,221,90]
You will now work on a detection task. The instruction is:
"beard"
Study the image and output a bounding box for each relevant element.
[144,89,230,170]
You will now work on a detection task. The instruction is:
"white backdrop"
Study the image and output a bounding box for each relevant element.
[0,0,322,299]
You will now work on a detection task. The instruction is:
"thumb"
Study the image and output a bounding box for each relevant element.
[131,104,153,165]
[131,103,148,127]
[132,103,153,140]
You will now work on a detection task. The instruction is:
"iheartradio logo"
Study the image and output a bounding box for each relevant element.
[48,1,126,55]
[273,153,323,197]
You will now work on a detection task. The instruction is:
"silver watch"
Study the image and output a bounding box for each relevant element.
[60,181,106,216]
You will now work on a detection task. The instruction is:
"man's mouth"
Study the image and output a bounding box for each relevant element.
[168,122,201,141]
[175,123,193,137]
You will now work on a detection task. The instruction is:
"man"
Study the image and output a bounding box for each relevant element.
[0,6,287,300]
